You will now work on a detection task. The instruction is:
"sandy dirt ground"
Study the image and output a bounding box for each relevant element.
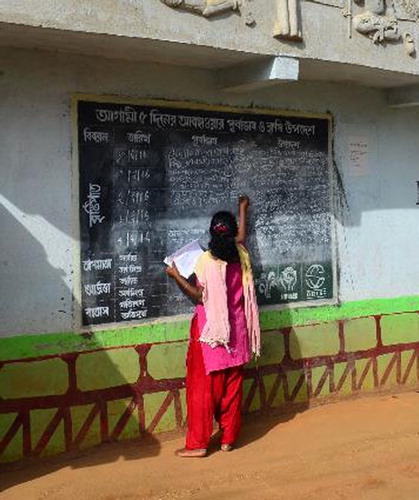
[1,391,419,500]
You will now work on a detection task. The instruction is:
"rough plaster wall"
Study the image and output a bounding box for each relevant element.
[0,0,418,75]
[0,46,418,337]
[333,110,419,301]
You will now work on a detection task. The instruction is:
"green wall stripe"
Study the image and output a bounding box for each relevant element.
[0,295,417,362]
[261,295,419,330]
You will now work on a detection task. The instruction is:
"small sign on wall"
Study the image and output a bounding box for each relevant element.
[348,136,369,176]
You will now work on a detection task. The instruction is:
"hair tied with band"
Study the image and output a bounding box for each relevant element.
[213,223,228,234]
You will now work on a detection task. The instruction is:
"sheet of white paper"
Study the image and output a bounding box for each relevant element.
[164,240,204,278]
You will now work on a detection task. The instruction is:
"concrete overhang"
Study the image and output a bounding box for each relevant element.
[1,21,419,98]
[385,84,419,107]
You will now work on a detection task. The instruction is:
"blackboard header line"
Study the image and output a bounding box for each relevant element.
[71,93,333,123]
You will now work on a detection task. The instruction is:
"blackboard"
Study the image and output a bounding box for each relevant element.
[77,99,333,326]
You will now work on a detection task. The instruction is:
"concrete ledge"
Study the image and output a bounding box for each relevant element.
[76,348,140,391]
[377,353,398,388]
[334,362,353,395]
[31,408,65,457]
[218,56,299,92]
[289,322,340,359]
[147,342,188,380]
[0,359,68,399]
[344,317,377,352]
[380,313,419,346]
[401,350,418,385]
[249,331,285,368]
[386,85,419,108]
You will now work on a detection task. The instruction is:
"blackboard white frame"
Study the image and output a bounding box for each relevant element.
[71,94,337,331]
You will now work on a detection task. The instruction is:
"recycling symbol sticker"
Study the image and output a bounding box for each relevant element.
[305,264,326,290]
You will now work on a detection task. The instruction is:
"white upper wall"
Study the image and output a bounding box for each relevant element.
[0,0,418,80]
[0,46,418,336]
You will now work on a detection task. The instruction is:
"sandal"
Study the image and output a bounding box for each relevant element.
[175,448,207,458]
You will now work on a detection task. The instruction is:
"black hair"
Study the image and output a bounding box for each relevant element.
[208,211,239,263]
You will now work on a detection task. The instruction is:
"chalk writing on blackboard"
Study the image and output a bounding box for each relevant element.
[82,184,105,228]
[77,100,333,325]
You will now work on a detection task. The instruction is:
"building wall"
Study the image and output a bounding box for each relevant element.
[0,47,418,462]
[0,0,418,75]
[1,310,418,462]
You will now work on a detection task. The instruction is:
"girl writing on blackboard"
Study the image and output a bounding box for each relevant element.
[166,195,260,458]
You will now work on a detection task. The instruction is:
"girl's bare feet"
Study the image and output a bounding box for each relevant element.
[175,448,207,458]
[221,444,233,452]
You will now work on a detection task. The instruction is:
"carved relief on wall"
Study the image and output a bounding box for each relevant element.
[353,0,400,43]
[160,0,241,17]
[352,0,416,55]
[393,0,419,20]
[273,0,302,41]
